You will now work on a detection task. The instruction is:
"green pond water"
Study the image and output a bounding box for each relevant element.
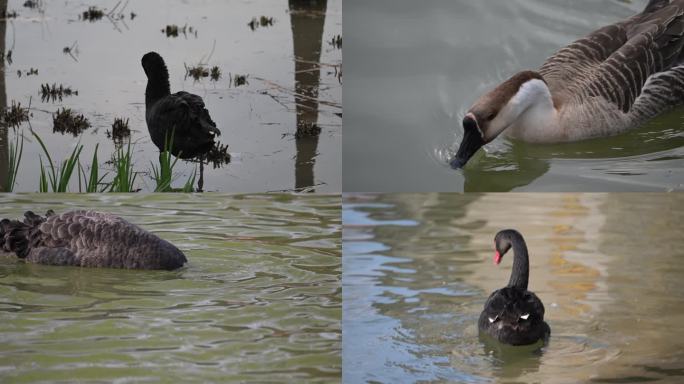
[344,0,684,192]
[343,193,684,383]
[0,193,341,383]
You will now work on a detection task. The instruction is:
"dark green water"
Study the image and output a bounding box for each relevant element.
[0,193,341,383]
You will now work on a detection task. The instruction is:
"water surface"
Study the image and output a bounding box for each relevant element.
[344,0,684,191]
[343,193,684,383]
[0,0,341,192]
[0,193,341,382]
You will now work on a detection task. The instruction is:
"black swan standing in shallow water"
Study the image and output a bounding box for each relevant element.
[0,210,187,270]
[141,51,221,191]
[478,229,550,345]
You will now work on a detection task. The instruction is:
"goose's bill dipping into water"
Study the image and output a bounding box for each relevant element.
[452,0,684,168]
[478,230,550,346]
[0,210,187,270]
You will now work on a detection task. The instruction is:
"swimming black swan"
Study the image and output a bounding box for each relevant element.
[0,210,187,270]
[478,229,550,345]
[141,51,221,190]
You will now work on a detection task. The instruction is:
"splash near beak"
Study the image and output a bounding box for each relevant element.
[450,115,485,169]
[494,251,502,265]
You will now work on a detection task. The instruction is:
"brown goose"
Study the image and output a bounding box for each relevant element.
[452,0,684,168]
[0,210,187,270]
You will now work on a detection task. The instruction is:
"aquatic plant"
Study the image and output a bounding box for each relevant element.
[78,143,109,193]
[231,73,249,87]
[163,24,196,38]
[185,64,210,80]
[210,66,221,81]
[206,142,231,169]
[81,6,104,21]
[5,134,24,192]
[106,117,131,146]
[109,141,138,192]
[248,16,274,31]
[40,83,78,102]
[1,101,30,128]
[53,108,90,136]
[295,121,321,138]
[330,34,342,49]
[33,131,83,193]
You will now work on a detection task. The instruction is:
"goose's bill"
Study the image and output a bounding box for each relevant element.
[450,127,485,169]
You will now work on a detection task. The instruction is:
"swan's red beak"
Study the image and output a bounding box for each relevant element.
[494,251,502,265]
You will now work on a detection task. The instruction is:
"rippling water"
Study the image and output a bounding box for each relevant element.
[0,193,341,382]
[343,193,684,383]
[344,0,684,191]
[0,0,341,192]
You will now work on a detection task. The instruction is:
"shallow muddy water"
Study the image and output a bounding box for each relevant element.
[343,193,684,383]
[0,193,341,382]
[0,0,341,192]
[344,0,684,192]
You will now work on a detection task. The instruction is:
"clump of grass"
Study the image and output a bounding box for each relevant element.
[248,16,274,30]
[330,34,342,49]
[53,108,90,136]
[17,68,38,77]
[109,141,138,192]
[151,131,178,192]
[1,10,19,19]
[5,134,24,192]
[206,142,231,169]
[33,131,83,193]
[185,64,210,80]
[295,121,321,138]
[130,12,137,20]
[1,101,31,128]
[230,73,249,87]
[163,24,196,38]
[81,6,104,21]
[106,117,131,146]
[77,143,109,193]
[23,0,42,9]
[40,83,78,102]
[210,66,221,81]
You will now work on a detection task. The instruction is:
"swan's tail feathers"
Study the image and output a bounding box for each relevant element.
[643,0,671,14]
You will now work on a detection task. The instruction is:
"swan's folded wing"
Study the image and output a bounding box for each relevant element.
[581,4,684,113]
[174,91,220,136]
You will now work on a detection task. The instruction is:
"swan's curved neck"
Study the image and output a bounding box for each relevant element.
[504,79,558,141]
[507,233,529,290]
[145,66,171,107]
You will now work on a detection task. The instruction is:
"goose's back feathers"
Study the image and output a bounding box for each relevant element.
[0,210,187,270]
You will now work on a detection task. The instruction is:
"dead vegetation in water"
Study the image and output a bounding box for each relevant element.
[53,108,91,136]
[40,83,78,102]
[17,68,38,77]
[329,34,342,49]
[62,41,78,61]
[81,6,104,21]
[230,73,249,87]
[185,64,210,80]
[206,143,231,168]
[1,10,19,19]
[248,16,274,31]
[1,101,31,129]
[23,0,42,9]
[106,117,131,146]
[210,66,221,81]
[295,121,321,138]
[162,24,197,38]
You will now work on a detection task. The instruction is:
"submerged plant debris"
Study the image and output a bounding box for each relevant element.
[231,73,249,87]
[163,24,197,38]
[53,108,91,136]
[40,83,78,102]
[206,143,231,169]
[81,6,104,21]
[210,66,221,81]
[295,121,321,138]
[106,117,131,146]
[330,34,342,49]
[248,16,274,30]
[1,101,31,128]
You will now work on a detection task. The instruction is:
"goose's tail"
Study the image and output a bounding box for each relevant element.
[0,210,54,258]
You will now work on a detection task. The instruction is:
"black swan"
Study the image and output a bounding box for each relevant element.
[0,210,187,270]
[478,229,550,345]
[141,51,221,190]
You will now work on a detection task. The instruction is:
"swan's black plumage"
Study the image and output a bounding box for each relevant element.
[141,51,220,159]
[478,229,550,345]
[0,210,187,270]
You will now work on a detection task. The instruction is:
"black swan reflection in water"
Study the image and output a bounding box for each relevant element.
[0,210,187,270]
[478,229,550,345]
[141,51,222,190]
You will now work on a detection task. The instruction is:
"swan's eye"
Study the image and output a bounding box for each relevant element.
[488,316,497,323]
[520,313,530,320]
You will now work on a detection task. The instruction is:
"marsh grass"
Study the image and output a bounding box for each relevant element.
[33,130,83,193]
[150,130,197,192]
[40,83,78,102]
[1,100,31,128]
[53,108,90,136]
[110,141,138,192]
[106,117,131,146]
[78,143,109,193]
[6,134,24,192]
